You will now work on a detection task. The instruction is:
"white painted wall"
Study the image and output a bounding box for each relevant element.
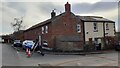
[105,23,115,36]
[84,22,115,41]
[84,22,104,41]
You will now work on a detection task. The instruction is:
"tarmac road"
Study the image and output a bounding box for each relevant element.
[1,43,119,67]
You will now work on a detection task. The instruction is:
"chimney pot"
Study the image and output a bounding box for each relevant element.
[51,10,56,18]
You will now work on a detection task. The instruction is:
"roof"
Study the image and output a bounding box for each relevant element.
[76,16,115,23]
[25,12,66,32]
[25,12,115,32]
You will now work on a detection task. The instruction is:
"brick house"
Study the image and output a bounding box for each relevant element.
[1,34,13,43]
[12,30,24,41]
[24,2,115,51]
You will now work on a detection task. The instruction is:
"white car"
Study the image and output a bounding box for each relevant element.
[22,40,35,50]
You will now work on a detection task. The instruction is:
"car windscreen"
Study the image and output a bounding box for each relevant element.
[26,41,33,45]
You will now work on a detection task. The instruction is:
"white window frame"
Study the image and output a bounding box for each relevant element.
[45,26,48,33]
[77,24,81,33]
[93,22,98,32]
[42,27,44,34]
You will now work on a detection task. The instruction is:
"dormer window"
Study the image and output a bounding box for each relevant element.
[93,22,98,32]
[77,24,81,33]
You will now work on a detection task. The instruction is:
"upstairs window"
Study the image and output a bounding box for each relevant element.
[45,26,48,33]
[77,24,81,33]
[106,23,109,30]
[42,27,44,34]
[93,22,98,32]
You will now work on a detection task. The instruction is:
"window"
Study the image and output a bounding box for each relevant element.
[77,24,81,33]
[93,22,98,32]
[106,23,109,30]
[42,27,44,34]
[43,40,48,47]
[45,26,48,33]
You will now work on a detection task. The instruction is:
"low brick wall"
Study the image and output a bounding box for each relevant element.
[55,35,84,51]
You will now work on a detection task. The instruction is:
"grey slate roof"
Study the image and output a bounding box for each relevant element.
[25,12,66,31]
[76,16,115,23]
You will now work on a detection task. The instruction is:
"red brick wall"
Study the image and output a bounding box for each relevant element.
[24,12,84,50]
[24,23,53,48]
[50,12,84,50]
[24,27,42,41]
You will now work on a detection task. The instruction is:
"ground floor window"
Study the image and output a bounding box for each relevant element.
[42,40,48,47]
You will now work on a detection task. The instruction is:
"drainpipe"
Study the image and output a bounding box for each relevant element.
[103,22,106,50]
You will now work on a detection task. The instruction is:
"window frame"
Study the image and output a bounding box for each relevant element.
[45,25,48,33]
[42,26,44,34]
[106,23,109,30]
[93,22,98,32]
[77,24,81,33]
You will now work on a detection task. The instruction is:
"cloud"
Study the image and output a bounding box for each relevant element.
[4,2,26,14]
[22,2,63,29]
[72,2,118,14]
[72,2,118,32]
[0,2,119,35]
[1,2,63,31]
[1,2,25,35]
[2,0,101,3]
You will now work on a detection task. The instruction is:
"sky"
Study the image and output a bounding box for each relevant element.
[0,0,119,35]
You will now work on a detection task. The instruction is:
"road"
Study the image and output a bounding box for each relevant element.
[1,43,119,66]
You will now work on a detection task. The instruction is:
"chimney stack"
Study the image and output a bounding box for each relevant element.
[51,10,56,18]
[65,2,71,13]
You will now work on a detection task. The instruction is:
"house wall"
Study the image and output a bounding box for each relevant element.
[84,22,104,41]
[104,22,115,49]
[51,13,84,51]
[24,27,41,40]
[105,22,115,36]
[24,23,53,49]
[41,23,53,48]
[84,22,115,50]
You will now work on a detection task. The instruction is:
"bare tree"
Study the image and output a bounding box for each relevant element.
[11,17,25,32]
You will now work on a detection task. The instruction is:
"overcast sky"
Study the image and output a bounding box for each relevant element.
[0,0,119,35]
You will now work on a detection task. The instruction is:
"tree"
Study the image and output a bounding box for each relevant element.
[11,17,25,32]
